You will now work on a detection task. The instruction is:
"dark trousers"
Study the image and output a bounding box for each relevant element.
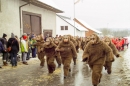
[10,52,17,66]
[31,48,36,58]
[2,52,8,62]
[27,48,31,60]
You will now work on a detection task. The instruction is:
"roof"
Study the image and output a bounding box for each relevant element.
[74,18,102,33]
[57,14,88,31]
[22,0,63,13]
[56,13,71,19]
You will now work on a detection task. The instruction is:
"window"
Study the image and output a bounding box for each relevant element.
[65,26,68,30]
[61,26,64,30]
[61,26,68,30]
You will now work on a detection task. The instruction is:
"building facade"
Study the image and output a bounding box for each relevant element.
[0,0,63,38]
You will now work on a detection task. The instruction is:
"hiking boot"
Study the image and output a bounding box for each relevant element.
[3,62,8,66]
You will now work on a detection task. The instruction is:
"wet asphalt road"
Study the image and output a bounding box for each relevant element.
[0,46,130,86]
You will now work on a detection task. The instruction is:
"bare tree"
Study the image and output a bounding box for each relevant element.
[99,28,130,37]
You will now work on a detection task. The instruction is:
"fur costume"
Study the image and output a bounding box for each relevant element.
[53,38,61,67]
[104,37,120,74]
[34,35,45,67]
[42,38,57,73]
[56,35,77,78]
[82,34,112,86]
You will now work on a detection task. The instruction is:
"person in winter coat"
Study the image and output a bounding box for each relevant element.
[20,34,28,65]
[30,36,37,58]
[82,33,112,86]
[56,35,77,79]
[2,33,8,66]
[40,37,57,73]
[0,40,5,68]
[104,37,120,74]
[125,38,129,48]
[7,33,19,67]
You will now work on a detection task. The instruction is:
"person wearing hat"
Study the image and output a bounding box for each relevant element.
[7,33,19,67]
[20,34,28,65]
[2,33,8,66]
[30,35,37,58]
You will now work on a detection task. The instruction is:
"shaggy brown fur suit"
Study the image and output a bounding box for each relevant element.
[56,36,77,77]
[104,37,120,74]
[82,34,112,86]
[68,35,78,65]
[41,38,57,73]
[53,38,61,67]
[34,35,45,67]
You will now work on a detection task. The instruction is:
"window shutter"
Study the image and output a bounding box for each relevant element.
[65,26,68,30]
[61,26,64,30]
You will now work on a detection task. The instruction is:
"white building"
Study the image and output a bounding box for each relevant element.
[56,14,87,37]
[0,0,63,38]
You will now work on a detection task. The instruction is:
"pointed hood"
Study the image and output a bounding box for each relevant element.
[11,33,15,38]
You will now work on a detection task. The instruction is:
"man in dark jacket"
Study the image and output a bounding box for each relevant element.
[2,33,8,66]
[7,33,19,67]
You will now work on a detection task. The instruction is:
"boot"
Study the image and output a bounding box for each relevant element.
[3,61,7,66]
[23,62,28,65]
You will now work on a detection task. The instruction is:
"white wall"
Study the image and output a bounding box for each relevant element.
[0,0,20,38]
[81,31,86,37]
[76,30,86,37]
[0,0,56,39]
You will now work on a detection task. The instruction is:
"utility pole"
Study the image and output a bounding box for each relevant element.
[74,0,81,36]
[73,0,76,36]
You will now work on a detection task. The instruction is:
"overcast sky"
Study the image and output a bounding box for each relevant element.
[53,0,130,30]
